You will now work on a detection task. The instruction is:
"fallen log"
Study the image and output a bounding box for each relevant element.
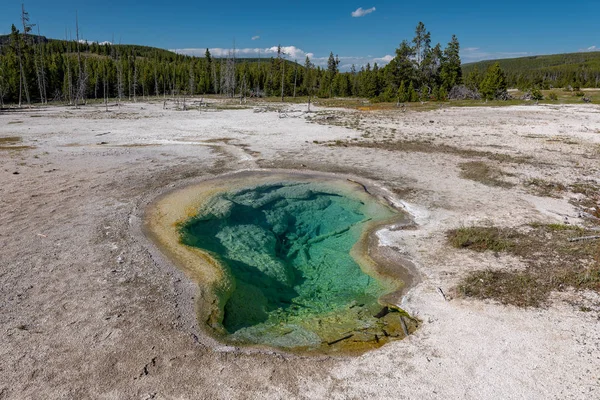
[327,334,354,346]
[568,235,600,242]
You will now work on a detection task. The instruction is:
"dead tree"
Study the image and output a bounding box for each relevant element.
[222,54,236,97]
[0,57,7,108]
[154,56,159,97]
[280,58,285,102]
[103,60,108,112]
[293,61,298,98]
[34,25,47,104]
[448,85,481,100]
[74,12,85,106]
[133,54,138,102]
[19,5,33,107]
[211,61,219,95]
[64,29,73,105]
[162,65,167,99]
[115,41,124,106]
[189,61,195,98]
[278,46,286,102]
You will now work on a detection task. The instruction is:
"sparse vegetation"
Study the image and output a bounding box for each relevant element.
[524,178,566,198]
[463,51,600,89]
[451,224,600,307]
[569,181,600,221]
[459,161,513,187]
[447,226,516,252]
[328,139,533,164]
[0,136,34,151]
[0,136,22,143]
[530,87,544,101]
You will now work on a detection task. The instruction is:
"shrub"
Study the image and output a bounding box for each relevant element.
[547,91,558,101]
[448,85,481,100]
[530,88,544,101]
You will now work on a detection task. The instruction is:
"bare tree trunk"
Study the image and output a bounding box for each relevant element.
[33,28,44,104]
[189,62,195,98]
[212,62,218,95]
[18,4,31,107]
[281,59,285,102]
[103,61,108,112]
[154,63,159,97]
[40,27,47,103]
[75,12,84,106]
[94,67,98,100]
[172,66,176,100]
[64,30,73,105]
[17,48,24,107]
[128,54,132,101]
[133,57,137,102]
[20,5,32,107]
[293,63,297,98]
[115,41,123,107]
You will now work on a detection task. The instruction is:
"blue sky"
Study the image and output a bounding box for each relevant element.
[1,1,598,70]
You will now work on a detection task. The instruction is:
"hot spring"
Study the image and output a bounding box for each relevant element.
[146,172,417,354]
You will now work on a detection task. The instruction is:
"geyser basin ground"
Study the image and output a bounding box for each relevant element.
[145,171,417,354]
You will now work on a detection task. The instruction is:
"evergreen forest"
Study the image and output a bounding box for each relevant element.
[0,6,598,107]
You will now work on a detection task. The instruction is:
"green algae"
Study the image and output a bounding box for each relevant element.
[178,180,414,352]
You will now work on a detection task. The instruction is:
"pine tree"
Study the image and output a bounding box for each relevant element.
[480,62,508,100]
[412,22,431,69]
[465,65,482,91]
[408,81,418,102]
[392,40,416,90]
[326,52,339,97]
[397,80,407,103]
[440,34,461,91]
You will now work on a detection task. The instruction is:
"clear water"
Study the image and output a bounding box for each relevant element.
[179,181,406,351]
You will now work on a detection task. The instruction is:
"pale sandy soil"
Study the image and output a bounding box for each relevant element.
[1,100,599,399]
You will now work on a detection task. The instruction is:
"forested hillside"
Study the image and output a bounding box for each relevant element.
[0,7,463,106]
[2,5,599,107]
[463,52,600,89]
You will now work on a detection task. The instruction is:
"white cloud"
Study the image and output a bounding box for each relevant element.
[351,7,376,17]
[77,39,112,45]
[172,46,314,61]
[579,45,597,52]
[171,46,393,71]
[252,35,260,41]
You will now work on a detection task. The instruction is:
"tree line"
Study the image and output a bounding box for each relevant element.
[3,9,523,107]
[463,52,600,90]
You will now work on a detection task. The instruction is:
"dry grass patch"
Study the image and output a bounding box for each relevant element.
[450,224,600,307]
[524,178,567,198]
[0,136,22,144]
[330,139,533,164]
[459,161,514,188]
[447,226,517,252]
[0,145,35,151]
[569,181,600,221]
[0,136,35,151]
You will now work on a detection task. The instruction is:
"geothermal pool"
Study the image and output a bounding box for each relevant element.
[146,172,416,354]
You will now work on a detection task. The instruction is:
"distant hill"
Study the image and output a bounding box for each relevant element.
[0,33,50,46]
[0,34,298,66]
[0,33,305,105]
[463,52,600,89]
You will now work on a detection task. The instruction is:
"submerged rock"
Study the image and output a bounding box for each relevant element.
[178,180,416,353]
